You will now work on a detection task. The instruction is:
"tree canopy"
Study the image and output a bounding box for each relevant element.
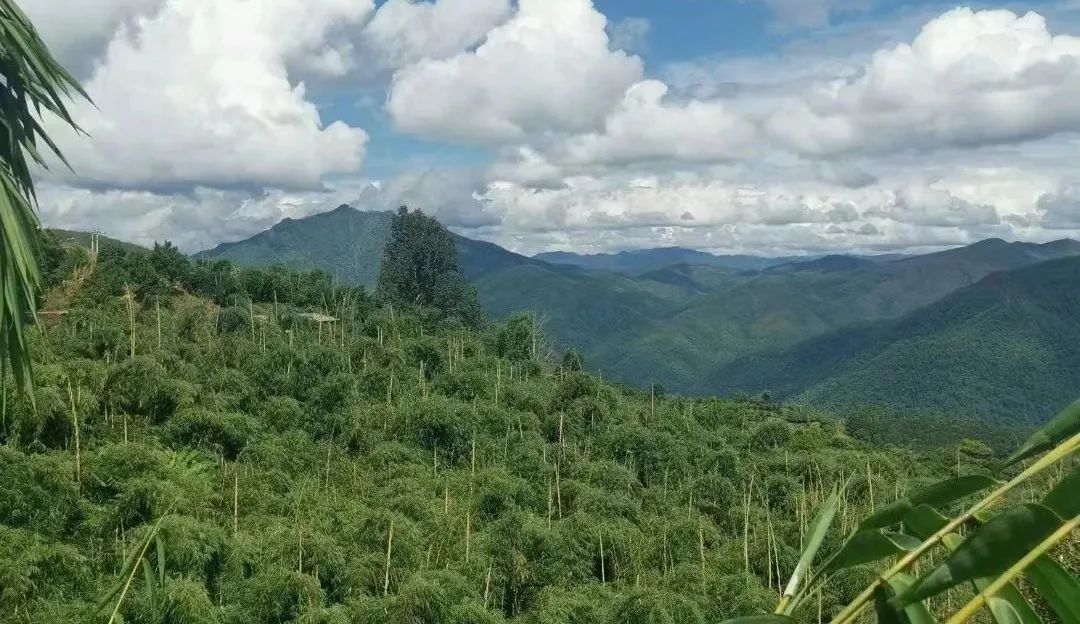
[376,206,482,327]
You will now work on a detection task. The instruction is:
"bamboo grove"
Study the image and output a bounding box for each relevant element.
[0,233,1075,623]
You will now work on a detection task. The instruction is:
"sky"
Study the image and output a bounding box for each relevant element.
[23,0,1080,256]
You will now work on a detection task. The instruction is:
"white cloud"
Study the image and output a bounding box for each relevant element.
[24,0,166,78]
[387,0,643,143]
[44,0,371,192]
[551,80,759,167]
[883,184,1000,227]
[1038,183,1080,229]
[361,0,511,72]
[608,16,650,53]
[352,169,499,229]
[767,8,1080,156]
[37,181,368,252]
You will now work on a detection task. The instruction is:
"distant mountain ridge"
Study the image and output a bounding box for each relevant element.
[710,255,1080,424]
[195,205,542,287]
[189,205,1080,423]
[534,247,799,273]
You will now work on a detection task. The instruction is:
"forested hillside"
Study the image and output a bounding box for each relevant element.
[711,255,1080,425]
[2,226,1028,624]
[195,210,1080,419]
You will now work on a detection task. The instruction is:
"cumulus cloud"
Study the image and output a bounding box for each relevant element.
[352,169,500,229]
[767,8,1080,155]
[37,182,367,252]
[1038,183,1080,229]
[883,184,1000,227]
[551,80,758,167]
[387,0,643,142]
[360,0,511,72]
[44,0,371,192]
[608,17,650,53]
[24,0,166,78]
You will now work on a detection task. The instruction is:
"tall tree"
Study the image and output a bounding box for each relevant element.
[0,0,86,390]
[376,206,482,326]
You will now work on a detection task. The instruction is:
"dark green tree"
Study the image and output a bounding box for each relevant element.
[376,206,481,326]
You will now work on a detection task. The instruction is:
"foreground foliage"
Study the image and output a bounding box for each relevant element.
[0,237,1075,623]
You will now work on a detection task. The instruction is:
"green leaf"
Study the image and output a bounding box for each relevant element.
[983,583,1043,624]
[719,616,795,624]
[783,489,839,599]
[875,585,907,624]
[821,530,921,576]
[1025,555,1080,624]
[902,504,950,540]
[1042,465,1080,520]
[861,475,998,530]
[1005,398,1080,467]
[897,503,1063,606]
[885,574,937,624]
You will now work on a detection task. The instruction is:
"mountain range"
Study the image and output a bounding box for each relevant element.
[194,205,1080,423]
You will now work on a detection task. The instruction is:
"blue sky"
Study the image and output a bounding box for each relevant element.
[24,0,1080,255]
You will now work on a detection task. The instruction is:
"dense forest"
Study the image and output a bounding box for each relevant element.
[1,215,1075,624]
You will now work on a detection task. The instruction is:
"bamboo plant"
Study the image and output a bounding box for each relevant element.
[726,398,1080,624]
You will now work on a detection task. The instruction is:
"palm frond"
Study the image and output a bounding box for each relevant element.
[0,0,88,393]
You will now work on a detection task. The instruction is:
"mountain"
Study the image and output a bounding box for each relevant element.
[195,205,539,287]
[534,247,801,274]
[497,238,1080,393]
[195,206,394,288]
[194,208,1080,415]
[710,255,1080,424]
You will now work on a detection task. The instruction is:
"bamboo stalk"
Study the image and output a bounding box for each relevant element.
[829,432,1080,624]
[599,532,606,583]
[383,519,395,596]
[483,559,493,606]
[946,516,1079,624]
[67,382,80,492]
[233,469,239,535]
[465,511,471,563]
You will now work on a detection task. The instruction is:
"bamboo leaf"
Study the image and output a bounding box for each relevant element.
[902,504,951,540]
[1005,398,1080,466]
[896,503,1063,606]
[783,489,839,600]
[861,475,998,530]
[821,530,921,576]
[885,573,937,624]
[1042,465,1080,520]
[875,585,908,624]
[1025,555,1080,624]
[984,585,1043,624]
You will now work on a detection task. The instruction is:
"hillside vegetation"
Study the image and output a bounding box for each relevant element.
[1,224,1027,624]
[712,255,1080,425]
[194,209,1080,424]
